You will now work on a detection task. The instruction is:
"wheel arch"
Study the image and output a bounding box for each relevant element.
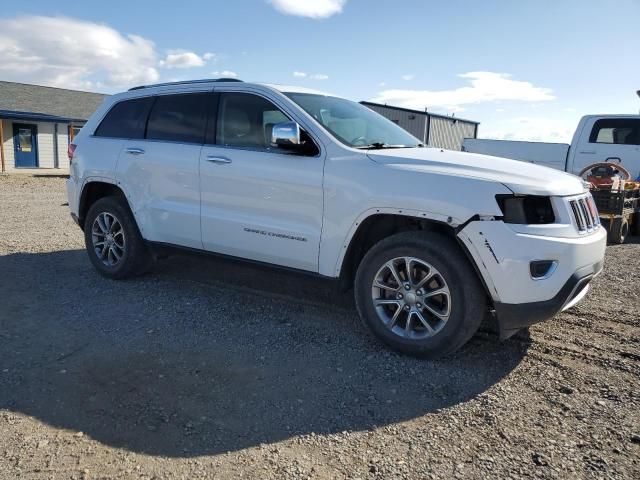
[78,179,130,229]
[336,209,459,291]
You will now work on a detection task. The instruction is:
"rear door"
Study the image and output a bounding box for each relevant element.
[113,92,212,249]
[199,91,325,272]
[571,117,640,178]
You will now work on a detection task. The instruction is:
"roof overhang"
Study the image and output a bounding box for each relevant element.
[360,101,480,125]
[0,109,85,123]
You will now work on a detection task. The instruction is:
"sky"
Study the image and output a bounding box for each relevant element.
[0,0,638,142]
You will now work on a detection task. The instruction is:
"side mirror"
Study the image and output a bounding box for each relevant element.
[271,121,301,148]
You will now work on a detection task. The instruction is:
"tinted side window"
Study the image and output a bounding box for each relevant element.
[146,93,210,144]
[95,97,154,139]
[589,119,640,145]
[217,93,291,149]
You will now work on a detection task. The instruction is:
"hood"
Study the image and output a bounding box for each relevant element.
[367,148,586,196]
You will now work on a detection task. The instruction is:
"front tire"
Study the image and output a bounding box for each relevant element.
[84,196,152,279]
[354,231,486,358]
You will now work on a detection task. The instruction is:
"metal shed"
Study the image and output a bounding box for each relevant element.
[360,101,479,151]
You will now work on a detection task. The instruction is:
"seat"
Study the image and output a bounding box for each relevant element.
[222,108,262,147]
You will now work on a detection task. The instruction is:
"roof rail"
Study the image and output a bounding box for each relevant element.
[128,78,243,91]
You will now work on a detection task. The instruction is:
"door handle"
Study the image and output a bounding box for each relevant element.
[125,147,145,155]
[206,155,232,164]
[578,150,596,154]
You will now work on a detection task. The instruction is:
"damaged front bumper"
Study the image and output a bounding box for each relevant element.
[492,260,603,339]
[457,220,607,339]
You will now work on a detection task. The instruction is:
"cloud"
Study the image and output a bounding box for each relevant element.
[212,70,238,78]
[160,50,206,69]
[0,15,159,89]
[293,71,329,80]
[203,52,216,61]
[268,0,346,18]
[373,72,555,111]
[483,116,575,143]
[401,74,415,81]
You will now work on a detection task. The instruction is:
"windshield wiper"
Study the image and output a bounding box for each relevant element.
[355,142,423,150]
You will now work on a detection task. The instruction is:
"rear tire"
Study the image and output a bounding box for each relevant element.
[84,196,152,279]
[608,217,628,244]
[354,231,486,358]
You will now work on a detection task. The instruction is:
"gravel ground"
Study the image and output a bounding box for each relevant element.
[0,175,638,480]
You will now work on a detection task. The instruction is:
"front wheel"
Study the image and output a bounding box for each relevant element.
[84,196,152,279]
[354,231,486,358]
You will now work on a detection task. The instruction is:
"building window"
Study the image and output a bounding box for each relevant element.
[68,125,83,142]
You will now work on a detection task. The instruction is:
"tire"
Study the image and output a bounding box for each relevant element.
[83,196,152,279]
[354,231,487,358]
[632,214,640,237]
[608,217,628,244]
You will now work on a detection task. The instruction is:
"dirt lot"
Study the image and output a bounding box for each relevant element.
[0,175,638,479]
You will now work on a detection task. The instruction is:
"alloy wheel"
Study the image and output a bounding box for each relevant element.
[91,212,126,267]
[371,256,451,339]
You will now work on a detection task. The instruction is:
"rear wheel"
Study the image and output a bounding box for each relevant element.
[354,231,486,358]
[608,217,629,244]
[84,196,152,279]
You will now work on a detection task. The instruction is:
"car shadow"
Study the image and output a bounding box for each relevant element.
[0,249,530,458]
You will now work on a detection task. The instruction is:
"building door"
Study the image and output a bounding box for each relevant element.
[13,124,38,168]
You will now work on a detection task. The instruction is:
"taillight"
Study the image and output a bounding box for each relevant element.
[68,144,77,163]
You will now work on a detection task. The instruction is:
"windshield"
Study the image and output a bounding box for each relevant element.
[285,93,423,149]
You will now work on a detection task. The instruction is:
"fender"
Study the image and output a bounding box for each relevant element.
[78,176,143,232]
[328,206,465,278]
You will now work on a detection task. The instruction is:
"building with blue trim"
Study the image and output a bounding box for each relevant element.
[0,81,105,172]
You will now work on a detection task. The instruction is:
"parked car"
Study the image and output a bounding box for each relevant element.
[462,115,640,177]
[66,79,607,358]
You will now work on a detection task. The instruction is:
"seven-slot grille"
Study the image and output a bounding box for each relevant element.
[569,195,600,232]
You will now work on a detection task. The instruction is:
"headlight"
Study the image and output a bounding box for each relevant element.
[496,195,555,224]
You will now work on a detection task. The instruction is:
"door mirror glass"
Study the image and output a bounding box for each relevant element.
[271,121,301,147]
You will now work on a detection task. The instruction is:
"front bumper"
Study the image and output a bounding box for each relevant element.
[458,220,607,338]
[493,260,603,339]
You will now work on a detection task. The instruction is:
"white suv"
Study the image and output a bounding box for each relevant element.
[67,79,607,358]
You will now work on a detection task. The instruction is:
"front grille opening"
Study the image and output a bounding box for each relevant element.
[496,195,555,224]
[570,196,599,232]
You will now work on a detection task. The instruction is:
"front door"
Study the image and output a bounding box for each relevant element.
[200,91,325,272]
[13,124,38,168]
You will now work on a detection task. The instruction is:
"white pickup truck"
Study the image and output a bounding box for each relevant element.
[66,79,606,358]
[462,115,640,179]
